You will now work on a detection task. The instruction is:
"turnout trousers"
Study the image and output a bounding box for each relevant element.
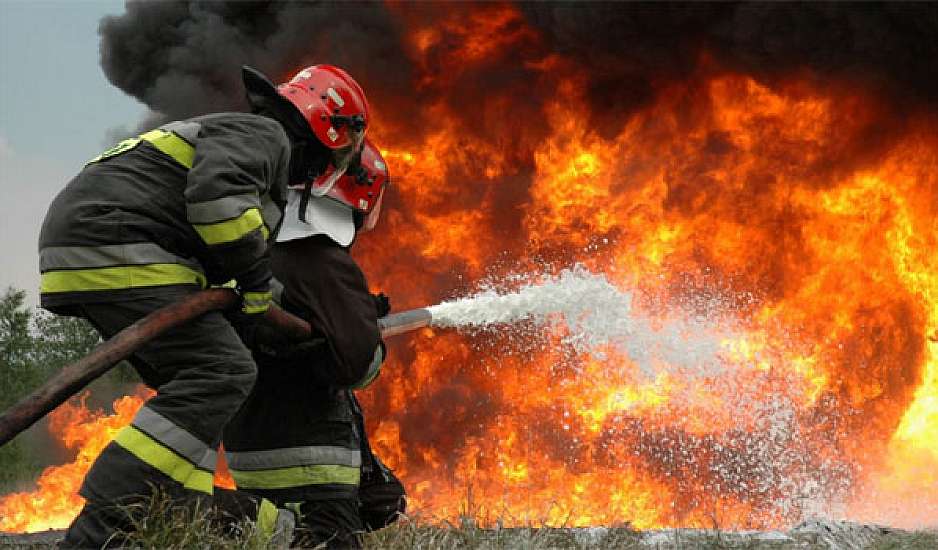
[61,290,270,548]
[223,377,364,549]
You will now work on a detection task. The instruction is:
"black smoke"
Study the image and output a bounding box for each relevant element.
[99,1,938,137]
[521,2,938,137]
[98,1,413,131]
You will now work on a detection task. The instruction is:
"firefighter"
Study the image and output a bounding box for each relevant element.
[223,138,405,549]
[38,64,369,548]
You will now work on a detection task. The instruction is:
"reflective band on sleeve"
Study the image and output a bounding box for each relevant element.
[40,243,202,271]
[231,464,360,490]
[226,446,361,471]
[114,426,214,494]
[352,344,384,389]
[187,193,260,224]
[241,290,271,315]
[40,263,207,294]
[132,407,217,470]
[140,130,195,169]
[193,207,264,245]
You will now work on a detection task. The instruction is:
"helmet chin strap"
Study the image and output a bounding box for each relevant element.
[298,163,348,223]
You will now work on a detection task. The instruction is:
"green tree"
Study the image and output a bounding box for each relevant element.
[0,287,103,490]
[0,288,35,410]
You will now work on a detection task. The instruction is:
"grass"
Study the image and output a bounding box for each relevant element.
[362,517,643,549]
[108,491,273,550]
[870,529,938,550]
[1,505,936,549]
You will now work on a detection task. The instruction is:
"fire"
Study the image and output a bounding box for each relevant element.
[4,2,938,534]
[0,388,237,532]
[0,389,152,532]
[355,4,938,530]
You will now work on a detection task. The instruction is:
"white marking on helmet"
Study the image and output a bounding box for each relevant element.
[327,127,339,142]
[373,160,386,171]
[292,68,313,82]
[327,87,345,107]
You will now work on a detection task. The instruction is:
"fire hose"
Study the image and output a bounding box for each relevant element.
[0,288,432,446]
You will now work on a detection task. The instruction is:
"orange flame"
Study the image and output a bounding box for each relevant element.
[0,388,237,532]
[4,3,938,533]
[354,5,938,529]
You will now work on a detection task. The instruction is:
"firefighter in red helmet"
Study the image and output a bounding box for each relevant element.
[40,63,373,548]
[224,135,405,549]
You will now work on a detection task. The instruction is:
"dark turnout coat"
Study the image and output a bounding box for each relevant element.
[50,113,294,549]
[38,113,290,311]
[224,235,384,503]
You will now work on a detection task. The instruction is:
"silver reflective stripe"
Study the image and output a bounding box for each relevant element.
[187,193,259,224]
[40,243,202,272]
[225,445,362,471]
[161,120,201,144]
[133,406,217,470]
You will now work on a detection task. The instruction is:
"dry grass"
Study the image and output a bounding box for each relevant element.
[363,516,643,549]
[108,490,271,550]
[1,513,935,549]
[869,529,938,550]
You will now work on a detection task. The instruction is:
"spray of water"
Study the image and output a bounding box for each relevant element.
[429,264,739,377]
[427,264,854,519]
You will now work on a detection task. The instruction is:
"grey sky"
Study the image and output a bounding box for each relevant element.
[0,0,146,306]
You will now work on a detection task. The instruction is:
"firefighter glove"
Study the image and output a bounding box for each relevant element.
[239,288,271,316]
[235,258,273,316]
[372,292,391,318]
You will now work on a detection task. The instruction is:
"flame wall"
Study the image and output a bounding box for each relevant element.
[351,4,938,529]
[3,0,937,533]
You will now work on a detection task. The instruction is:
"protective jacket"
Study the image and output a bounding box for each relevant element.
[224,235,384,504]
[38,113,289,311]
[45,113,293,549]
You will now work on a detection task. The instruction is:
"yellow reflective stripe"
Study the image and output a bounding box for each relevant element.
[86,137,143,165]
[241,290,271,315]
[140,130,195,169]
[40,263,207,294]
[231,464,360,490]
[86,130,194,168]
[193,207,264,245]
[114,426,213,494]
[256,498,279,541]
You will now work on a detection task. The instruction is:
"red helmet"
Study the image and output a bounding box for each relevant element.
[313,139,389,232]
[242,64,368,150]
[277,65,369,150]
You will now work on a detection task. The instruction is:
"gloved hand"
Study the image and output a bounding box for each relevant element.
[372,293,391,318]
[239,285,272,316]
[235,258,273,316]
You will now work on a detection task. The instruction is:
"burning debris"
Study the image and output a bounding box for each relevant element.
[3,0,938,537]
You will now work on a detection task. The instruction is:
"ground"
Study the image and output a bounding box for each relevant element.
[2,520,936,549]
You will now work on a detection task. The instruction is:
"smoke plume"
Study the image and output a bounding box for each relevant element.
[99,2,938,136]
